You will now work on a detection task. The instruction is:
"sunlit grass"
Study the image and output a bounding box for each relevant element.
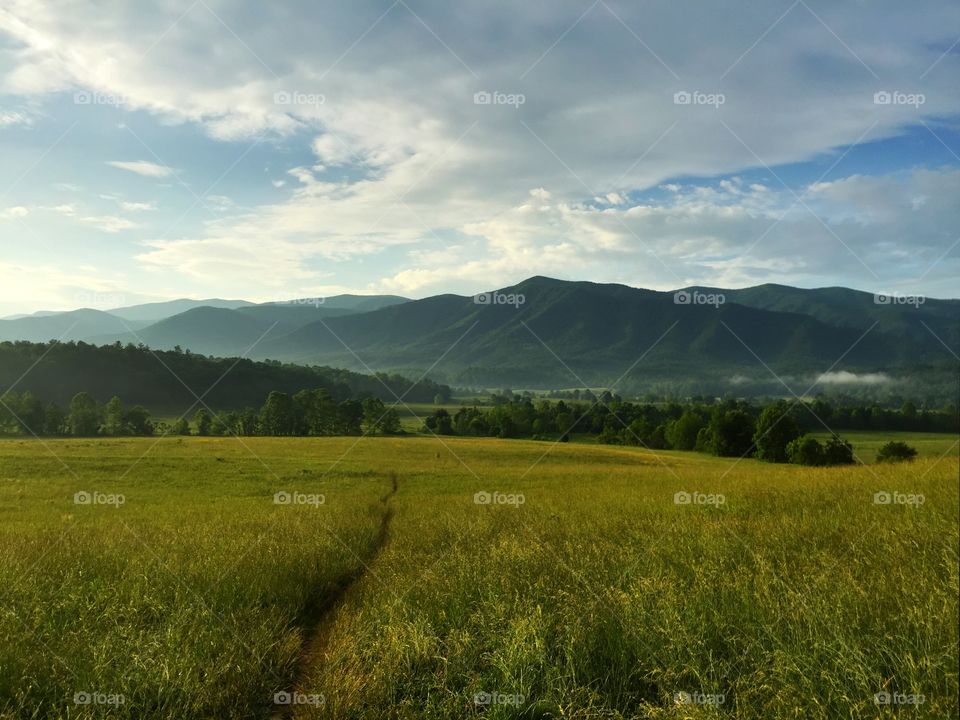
[0,436,956,719]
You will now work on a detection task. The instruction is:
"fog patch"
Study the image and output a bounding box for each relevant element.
[816,371,892,386]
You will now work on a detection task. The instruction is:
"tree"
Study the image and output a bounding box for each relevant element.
[43,402,66,435]
[362,397,387,434]
[753,402,801,462]
[124,405,154,436]
[260,391,295,435]
[425,408,453,435]
[705,407,755,457]
[380,407,401,434]
[822,436,854,465]
[171,417,191,435]
[67,392,101,436]
[787,435,824,465]
[336,400,364,435]
[876,441,918,463]
[104,396,125,436]
[665,411,704,450]
[194,408,212,436]
[16,392,45,435]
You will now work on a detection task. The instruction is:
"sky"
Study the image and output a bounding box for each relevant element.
[0,0,958,316]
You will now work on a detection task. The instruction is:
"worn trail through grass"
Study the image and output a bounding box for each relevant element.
[279,471,399,718]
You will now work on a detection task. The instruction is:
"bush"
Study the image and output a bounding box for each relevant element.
[823,436,855,465]
[876,441,918,463]
[787,435,824,466]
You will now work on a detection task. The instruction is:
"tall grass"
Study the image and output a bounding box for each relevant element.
[0,436,956,718]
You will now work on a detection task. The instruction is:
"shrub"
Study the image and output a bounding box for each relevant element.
[823,436,855,465]
[787,435,824,466]
[876,441,918,463]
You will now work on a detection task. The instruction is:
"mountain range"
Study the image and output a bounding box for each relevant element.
[1,278,956,395]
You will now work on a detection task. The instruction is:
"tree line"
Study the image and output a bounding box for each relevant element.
[0,341,451,411]
[0,390,406,438]
[424,396,955,465]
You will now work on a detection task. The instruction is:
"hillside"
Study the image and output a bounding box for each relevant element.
[254,277,958,392]
[0,341,450,411]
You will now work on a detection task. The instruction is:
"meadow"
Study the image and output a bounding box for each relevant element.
[0,434,956,719]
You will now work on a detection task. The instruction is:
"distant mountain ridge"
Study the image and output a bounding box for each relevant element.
[1,278,956,397]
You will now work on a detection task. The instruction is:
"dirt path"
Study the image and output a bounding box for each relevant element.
[275,472,398,719]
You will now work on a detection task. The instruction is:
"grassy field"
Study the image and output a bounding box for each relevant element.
[0,434,956,719]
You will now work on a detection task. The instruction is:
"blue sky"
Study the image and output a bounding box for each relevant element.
[0,0,958,315]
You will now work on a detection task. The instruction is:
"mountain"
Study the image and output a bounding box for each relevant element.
[0,309,147,343]
[2,279,955,397]
[3,294,411,355]
[268,294,409,313]
[252,277,958,392]
[106,298,253,324]
[82,295,411,356]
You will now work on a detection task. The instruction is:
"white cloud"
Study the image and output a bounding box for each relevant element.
[105,161,174,178]
[118,201,157,212]
[79,215,139,232]
[0,109,32,127]
[816,371,892,386]
[0,0,957,304]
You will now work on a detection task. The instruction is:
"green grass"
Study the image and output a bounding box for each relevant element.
[808,430,958,462]
[0,436,956,719]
